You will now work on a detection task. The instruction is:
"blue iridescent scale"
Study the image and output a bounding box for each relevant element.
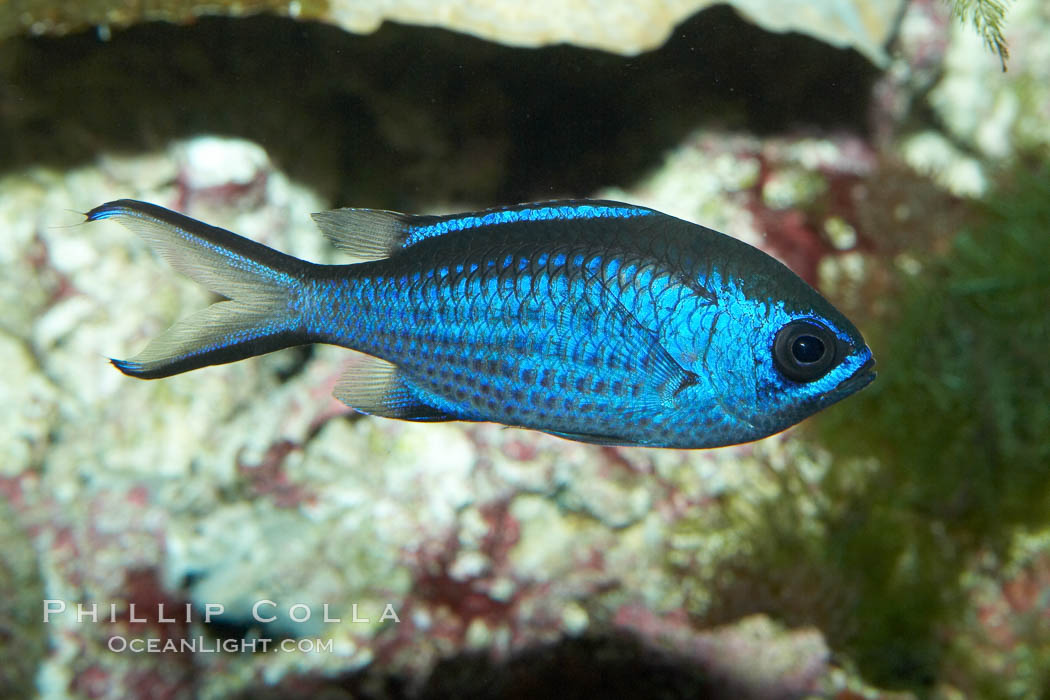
[300,211,729,445]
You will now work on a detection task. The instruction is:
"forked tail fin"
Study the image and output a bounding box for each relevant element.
[89,200,311,379]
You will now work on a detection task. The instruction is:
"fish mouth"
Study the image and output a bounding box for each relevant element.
[816,353,875,411]
[839,354,877,393]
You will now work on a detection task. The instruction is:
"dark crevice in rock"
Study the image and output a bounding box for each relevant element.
[0,7,879,207]
[239,630,774,699]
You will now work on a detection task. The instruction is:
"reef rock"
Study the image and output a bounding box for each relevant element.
[2,0,904,65]
[1,134,894,698]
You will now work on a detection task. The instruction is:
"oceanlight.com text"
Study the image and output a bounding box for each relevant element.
[107,636,335,654]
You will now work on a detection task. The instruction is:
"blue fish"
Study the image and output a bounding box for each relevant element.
[90,198,874,448]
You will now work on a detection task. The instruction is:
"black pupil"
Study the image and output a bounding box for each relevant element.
[791,335,825,364]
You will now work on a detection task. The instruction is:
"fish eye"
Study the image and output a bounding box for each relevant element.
[773,319,838,383]
[791,334,825,363]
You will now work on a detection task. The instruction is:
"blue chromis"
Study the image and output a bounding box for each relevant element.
[90,198,875,448]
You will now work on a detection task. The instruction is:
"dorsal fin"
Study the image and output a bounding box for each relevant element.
[311,199,656,261]
[311,209,412,261]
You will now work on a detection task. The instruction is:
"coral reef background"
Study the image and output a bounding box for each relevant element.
[1,0,1048,698]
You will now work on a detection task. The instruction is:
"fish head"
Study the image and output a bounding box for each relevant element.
[752,306,876,434]
[678,266,876,444]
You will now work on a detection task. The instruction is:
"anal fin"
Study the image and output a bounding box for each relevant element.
[542,429,645,447]
[335,354,457,422]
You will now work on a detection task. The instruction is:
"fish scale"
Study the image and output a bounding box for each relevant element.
[301,223,730,443]
[355,264,618,427]
[90,198,875,448]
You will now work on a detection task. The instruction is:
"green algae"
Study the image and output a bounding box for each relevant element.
[673,165,1050,692]
[823,164,1050,524]
[818,165,1050,688]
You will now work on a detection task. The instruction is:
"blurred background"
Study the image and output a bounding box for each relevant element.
[0,0,1047,697]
